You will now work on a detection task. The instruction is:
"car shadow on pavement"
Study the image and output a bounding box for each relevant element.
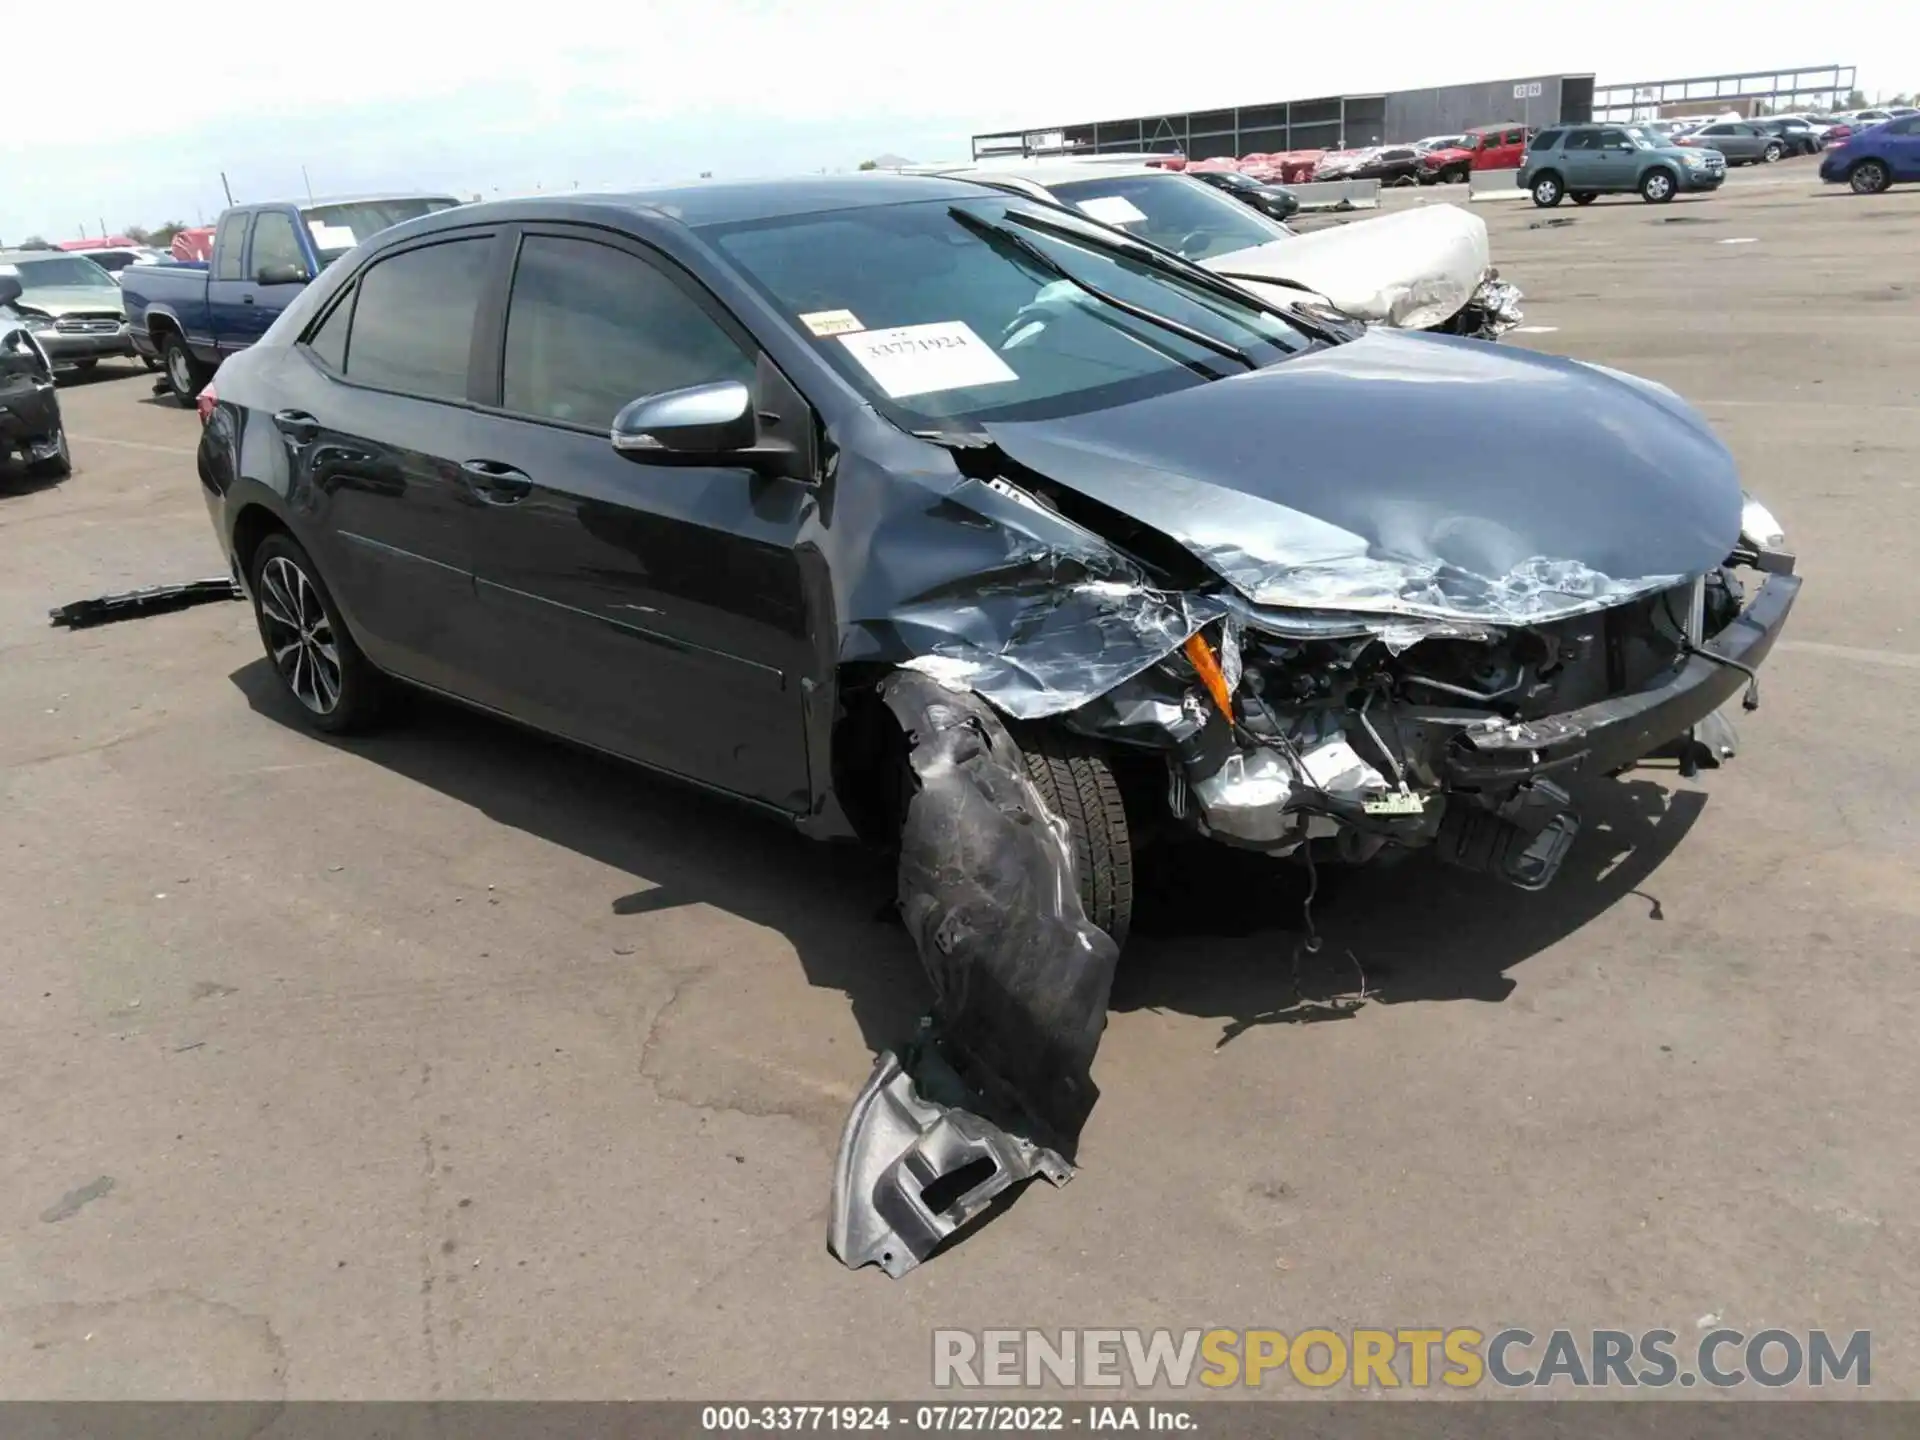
[228,659,930,1049]
[1115,776,1705,1046]
[0,464,69,497]
[53,360,149,388]
[229,659,1705,1063]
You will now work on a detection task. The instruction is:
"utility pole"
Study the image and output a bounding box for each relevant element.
[220,172,234,206]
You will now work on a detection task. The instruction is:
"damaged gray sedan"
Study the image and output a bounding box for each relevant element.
[193,176,1797,1278]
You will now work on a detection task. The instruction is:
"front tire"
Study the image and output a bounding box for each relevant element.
[162,334,209,404]
[1530,173,1563,207]
[1849,159,1891,194]
[26,425,71,479]
[1763,141,1784,163]
[249,533,386,734]
[1640,167,1678,203]
[1019,728,1134,949]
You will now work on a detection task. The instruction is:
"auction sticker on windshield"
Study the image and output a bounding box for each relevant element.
[1074,195,1149,226]
[799,308,865,337]
[838,321,1017,399]
[307,223,359,251]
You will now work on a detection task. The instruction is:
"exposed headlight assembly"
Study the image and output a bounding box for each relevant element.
[1736,491,1794,574]
[1740,493,1786,549]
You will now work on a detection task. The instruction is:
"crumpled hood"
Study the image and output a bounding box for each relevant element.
[1202,204,1491,329]
[981,329,1744,626]
[14,286,125,318]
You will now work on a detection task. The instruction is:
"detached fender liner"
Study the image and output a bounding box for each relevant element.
[828,672,1120,1277]
[1446,573,1799,785]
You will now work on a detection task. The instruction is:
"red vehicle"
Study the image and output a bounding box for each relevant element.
[170,227,216,263]
[1459,122,1532,171]
[1418,141,1477,184]
[1264,150,1326,183]
[57,236,138,251]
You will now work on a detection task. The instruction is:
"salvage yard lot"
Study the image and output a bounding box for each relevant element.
[3,167,1917,1398]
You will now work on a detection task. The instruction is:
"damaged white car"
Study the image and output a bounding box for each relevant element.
[926,160,1524,337]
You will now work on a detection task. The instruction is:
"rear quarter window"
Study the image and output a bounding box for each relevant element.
[1531,129,1565,151]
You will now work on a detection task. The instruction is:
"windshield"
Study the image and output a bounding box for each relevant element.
[1042,174,1288,261]
[301,197,462,263]
[14,255,116,289]
[707,195,1312,430]
[1624,127,1663,149]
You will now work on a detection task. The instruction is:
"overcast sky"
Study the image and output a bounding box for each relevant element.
[1,0,1901,240]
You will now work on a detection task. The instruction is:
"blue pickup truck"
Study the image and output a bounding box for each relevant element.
[123,194,460,402]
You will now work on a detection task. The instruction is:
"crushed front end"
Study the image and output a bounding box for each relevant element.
[1149,557,1797,890]
[823,325,1798,1277]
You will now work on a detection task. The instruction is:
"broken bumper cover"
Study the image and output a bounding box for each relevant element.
[1446,572,1799,786]
[830,673,1119,1278]
[1455,277,1524,339]
[830,1044,1072,1278]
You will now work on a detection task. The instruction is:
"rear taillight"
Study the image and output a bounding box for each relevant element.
[196,385,217,425]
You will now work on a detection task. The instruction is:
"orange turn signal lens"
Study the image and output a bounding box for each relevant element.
[1182,632,1235,722]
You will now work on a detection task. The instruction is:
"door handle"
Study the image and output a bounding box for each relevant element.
[460,459,533,504]
[272,409,320,444]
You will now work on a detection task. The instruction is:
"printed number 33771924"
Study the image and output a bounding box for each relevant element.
[837,321,1018,400]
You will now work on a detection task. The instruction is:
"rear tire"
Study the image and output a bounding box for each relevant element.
[1530,173,1564,207]
[249,532,387,735]
[162,333,209,404]
[1019,728,1134,949]
[1571,191,1598,205]
[1849,159,1891,194]
[1640,167,1678,203]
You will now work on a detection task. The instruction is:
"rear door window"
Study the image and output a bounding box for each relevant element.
[500,234,755,430]
[1563,130,1600,150]
[341,238,491,402]
[303,287,353,372]
[213,213,250,281]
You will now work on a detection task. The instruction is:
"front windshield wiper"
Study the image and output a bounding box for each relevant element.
[1004,205,1350,344]
[948,207,1258,372]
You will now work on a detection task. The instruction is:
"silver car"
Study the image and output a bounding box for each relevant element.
[0,249,133,371]
[1678,120,1788,165]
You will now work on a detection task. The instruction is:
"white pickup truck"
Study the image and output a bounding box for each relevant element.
[918,159,1522,338]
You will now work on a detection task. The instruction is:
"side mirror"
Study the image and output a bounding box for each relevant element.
[255,262,311,286]
[612,380,758,458]
[0,275,21,308]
